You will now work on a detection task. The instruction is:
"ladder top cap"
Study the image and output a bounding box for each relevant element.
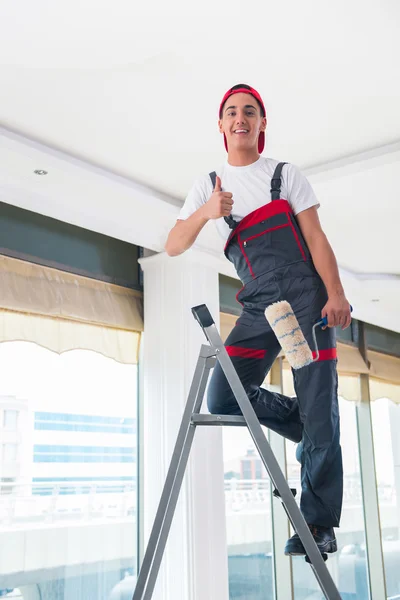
[192,305,215,328]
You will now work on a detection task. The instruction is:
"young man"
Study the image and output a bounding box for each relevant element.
[165,84,351,556]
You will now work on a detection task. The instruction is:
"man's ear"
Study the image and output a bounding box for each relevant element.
[218,119,224,134]
[260,116,267,132]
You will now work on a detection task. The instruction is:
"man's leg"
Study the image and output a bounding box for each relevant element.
[294,358,342,528]
[207,312,302,443]
[284,282,343,554]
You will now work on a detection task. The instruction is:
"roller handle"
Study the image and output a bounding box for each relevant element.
[191,304,215,328]
[318,305,353,328]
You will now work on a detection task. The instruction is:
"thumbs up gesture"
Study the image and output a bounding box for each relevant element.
[203,176,234,220]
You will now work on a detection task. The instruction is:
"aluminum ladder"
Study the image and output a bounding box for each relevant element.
[132,304,342,600]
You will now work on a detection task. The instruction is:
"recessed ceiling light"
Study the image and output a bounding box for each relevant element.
[34,169,48,175]
[371,299,380,302]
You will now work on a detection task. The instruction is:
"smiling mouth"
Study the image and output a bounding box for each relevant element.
[234,129,249,135]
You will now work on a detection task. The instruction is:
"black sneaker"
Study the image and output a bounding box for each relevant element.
[284,524,337,556]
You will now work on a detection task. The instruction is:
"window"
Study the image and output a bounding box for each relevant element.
[3,410,18,430]
[3,443,18,462]
[255,460,263,480]
[0,477,16,495]
[0,341,139,600]
[241,458,253,480]
[223,427,274,599]
[370,381,400,599]
[283,370,370,600]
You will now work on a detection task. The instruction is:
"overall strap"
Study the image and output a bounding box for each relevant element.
[270,162,288,201]
[209,171,238,230]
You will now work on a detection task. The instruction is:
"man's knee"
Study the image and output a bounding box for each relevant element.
[207,386,235,415]
[207,368,237,415]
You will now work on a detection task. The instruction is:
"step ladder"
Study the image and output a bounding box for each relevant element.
[132,304,342,600]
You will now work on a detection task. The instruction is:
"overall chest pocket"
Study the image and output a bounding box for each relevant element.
[240,216,306,277]
[242,222,290,249]
[240,213,289,262]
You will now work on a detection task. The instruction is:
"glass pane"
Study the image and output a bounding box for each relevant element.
[370,380,400,599]
[0,341,138,600]
[3,410,18,430]
[3,443,18,462]
[283,368,370,600]
[223,423,274,599]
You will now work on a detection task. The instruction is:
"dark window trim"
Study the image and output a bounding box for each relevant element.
[0,246,142,291]
[0,201,143,291]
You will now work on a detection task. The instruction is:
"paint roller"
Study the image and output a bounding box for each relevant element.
[265,301,353,370]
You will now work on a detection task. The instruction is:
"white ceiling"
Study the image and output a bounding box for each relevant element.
[1,0,400,332]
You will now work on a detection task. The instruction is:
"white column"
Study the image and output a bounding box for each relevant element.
[139,249,229,600]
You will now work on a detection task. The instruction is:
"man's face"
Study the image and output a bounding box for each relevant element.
[218,93,266,152]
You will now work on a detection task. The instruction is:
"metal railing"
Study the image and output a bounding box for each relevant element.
[0,477,395,528]
[0,480,136,527]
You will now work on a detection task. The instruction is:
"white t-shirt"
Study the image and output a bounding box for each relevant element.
[178,156,319,241]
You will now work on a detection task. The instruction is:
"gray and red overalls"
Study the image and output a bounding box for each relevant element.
[207,162,343,528]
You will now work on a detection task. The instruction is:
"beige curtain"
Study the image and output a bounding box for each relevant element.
[0,255,143,364]
[368,350,400,403]
[337,343,369,375]
[220,312,238,342]
[369,378,400,404]
[368,350,400,385]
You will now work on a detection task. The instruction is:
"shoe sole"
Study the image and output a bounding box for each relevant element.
[284,538,337,556]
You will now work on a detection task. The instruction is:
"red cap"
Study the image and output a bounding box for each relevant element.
[219,84,266,154]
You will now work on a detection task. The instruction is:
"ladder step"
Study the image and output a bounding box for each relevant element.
[191,414,247,427]
[273,487,297,499]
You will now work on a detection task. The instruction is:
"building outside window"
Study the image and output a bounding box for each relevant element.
[3,410,18,430]
[2,443,18,463]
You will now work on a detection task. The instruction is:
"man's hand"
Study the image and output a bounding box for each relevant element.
[321,293,352,330]
[201,176,233,220]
